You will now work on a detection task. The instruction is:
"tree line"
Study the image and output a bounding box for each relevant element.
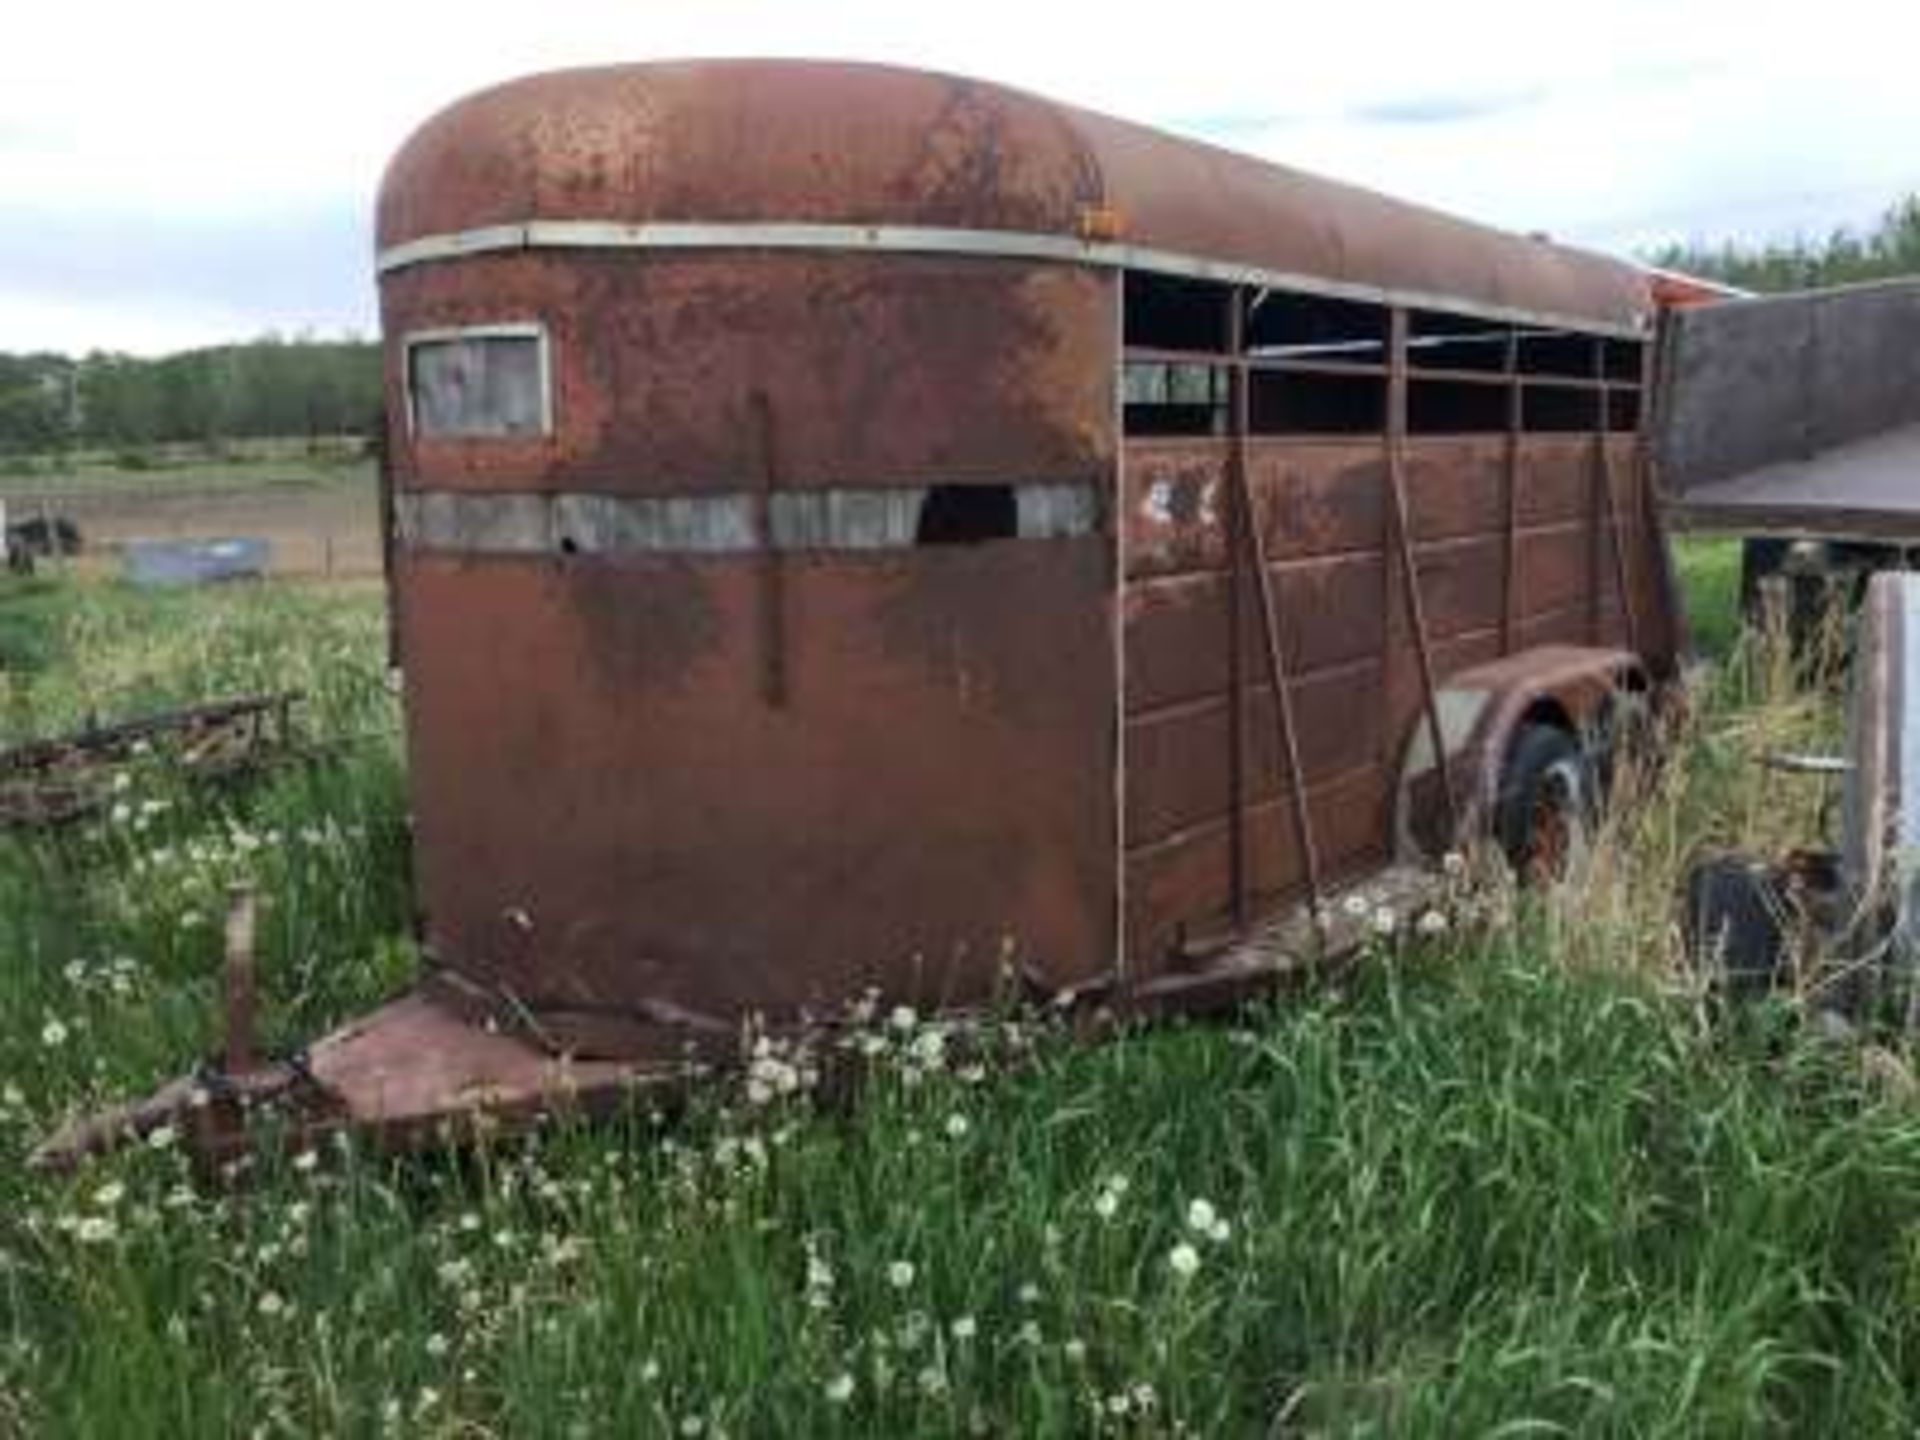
[0,336,380,456]
[4,194,1916,456]
[1648,193,1920,294]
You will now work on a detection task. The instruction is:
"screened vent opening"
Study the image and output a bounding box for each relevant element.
[1124,272,1230,353]
[1409,379,1508,433]
[408,329,549,439]
[1245,290,1387,363]
[1407,310,1513,373]
[1249,370,1386,435]
[917,484,1017,545]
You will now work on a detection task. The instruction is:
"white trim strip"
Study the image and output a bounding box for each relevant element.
[376,220,1649,339]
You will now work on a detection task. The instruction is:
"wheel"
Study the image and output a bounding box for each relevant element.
[1680,853,1787,999]
[1495,723,1593,884]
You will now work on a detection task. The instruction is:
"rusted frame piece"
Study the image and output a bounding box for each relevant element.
[1225,293,1249,928]
[1229,287,1326,931]
[1386,309,1461,839]
[1593,342,1640,655]
[0,692,302,778]
[1500,329,1521,654]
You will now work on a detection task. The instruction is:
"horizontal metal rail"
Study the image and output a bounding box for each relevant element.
[377,220,1650,340]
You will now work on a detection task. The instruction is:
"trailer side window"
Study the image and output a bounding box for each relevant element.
[1245,288,1389,435]
[1249,370,1386,434]
[1245,290,1387,364]
[1124,272,1230,353]
[407,327,550,439]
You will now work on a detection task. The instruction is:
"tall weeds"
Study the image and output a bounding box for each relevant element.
[2,566,1919,1435]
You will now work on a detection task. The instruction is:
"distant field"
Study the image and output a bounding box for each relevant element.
[1,440,380,579]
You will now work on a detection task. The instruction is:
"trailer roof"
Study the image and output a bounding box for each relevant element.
[377,60,1650,336]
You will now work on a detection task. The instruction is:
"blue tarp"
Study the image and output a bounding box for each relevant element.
[121,537,271,587]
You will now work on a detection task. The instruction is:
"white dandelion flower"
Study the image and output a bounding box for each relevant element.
[887,1260,915,1290]
[1168,1242,1201,1279]
[824,1373,855,1404]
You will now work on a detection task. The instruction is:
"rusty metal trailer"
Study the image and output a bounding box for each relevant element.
[1656,276,1920,622]
[38,60,1682,1168]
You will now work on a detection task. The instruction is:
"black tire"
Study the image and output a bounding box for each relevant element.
[1680,853,1786,999]
[1495,723,1594,884]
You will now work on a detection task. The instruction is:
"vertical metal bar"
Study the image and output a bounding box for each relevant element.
[1586,340,1605,644]
[1237,459,1325,926]
[749,390,788,708]
[1500,329,1521,654]
[1595,342,1639,654]
[1638,322,1688,664]
[1225,291,1249,929]
[222,887,258,1077]
[1112,276,1131,976]
[1230,301,1324,927]
[376,410,400,670]
[1386,309,1460,841]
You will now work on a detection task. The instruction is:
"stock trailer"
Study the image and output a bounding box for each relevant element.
[39,60,1685,1169]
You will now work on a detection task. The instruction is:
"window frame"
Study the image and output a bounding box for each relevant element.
[403,321,554,440]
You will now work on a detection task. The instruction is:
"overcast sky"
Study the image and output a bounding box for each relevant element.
[2,0,1913,355]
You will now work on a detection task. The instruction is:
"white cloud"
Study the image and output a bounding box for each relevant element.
[1,0,1915,351]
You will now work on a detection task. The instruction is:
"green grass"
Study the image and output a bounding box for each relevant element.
[1672,536,1743,663]
[4,561,1920,1435]
[0,437,371,499]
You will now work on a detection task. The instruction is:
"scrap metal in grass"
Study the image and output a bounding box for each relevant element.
[0,691,308,829]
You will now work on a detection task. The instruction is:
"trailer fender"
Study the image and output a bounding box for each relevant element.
[1392,644,1648,863]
